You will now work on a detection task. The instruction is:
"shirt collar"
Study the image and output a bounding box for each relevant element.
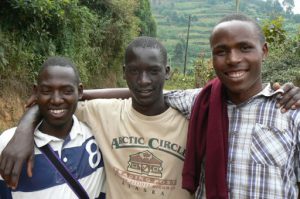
[34,115,85,148]
[227,83,284,106]
[254,83,284,98]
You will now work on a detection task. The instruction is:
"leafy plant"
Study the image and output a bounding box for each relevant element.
[262,17,300,86]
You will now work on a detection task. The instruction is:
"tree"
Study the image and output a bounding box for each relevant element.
[135,0,157,37]
[172,39,185,68]
[262,16,286,44]
[0,0,142,88]
[282,0,294,15]
[262,16,300,86]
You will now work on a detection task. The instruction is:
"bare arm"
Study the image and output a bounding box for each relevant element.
[26,88,132,107]
[0,105,40,189]
[82,88,131,100]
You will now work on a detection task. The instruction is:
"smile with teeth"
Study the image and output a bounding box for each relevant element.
[50,109,66,115]
[226,71,246,78]
[139,90,152,93]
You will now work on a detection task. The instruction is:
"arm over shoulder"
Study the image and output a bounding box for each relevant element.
[164,89,201,119]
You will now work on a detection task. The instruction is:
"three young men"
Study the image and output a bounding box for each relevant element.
[1,13,300,199]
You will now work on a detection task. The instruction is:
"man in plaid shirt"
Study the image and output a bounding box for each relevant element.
[164,13,300,198]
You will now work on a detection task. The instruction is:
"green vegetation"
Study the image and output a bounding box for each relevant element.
[262,17,300,85]
[0,0,156,89]
[0,0,299,93]
[151,0,300,88]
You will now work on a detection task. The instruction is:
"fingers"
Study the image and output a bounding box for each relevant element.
[0,155,16,189]
[272,82,281,91]
[0,151,32,190]
[276,83,300,112]
[26,155,34,178]
[291,99,300,109]
[25,95,37,109]
[10,159,25,189]
[281,82,294,92]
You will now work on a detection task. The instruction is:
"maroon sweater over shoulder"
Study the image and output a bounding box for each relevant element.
[182,78,229,199]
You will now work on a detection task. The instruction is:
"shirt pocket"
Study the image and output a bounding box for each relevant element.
[250,123,292,167]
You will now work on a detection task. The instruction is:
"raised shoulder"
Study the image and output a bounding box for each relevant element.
[0,127,17,154]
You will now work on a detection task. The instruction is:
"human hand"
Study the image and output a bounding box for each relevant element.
[273,82,300,113]
[0,132,34,189]
[0,105,39,189]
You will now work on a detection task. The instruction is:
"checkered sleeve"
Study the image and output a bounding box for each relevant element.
[295,112,300,182]
[164,88,201,119]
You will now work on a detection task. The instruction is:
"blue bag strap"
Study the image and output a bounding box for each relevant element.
[39,144,89,199]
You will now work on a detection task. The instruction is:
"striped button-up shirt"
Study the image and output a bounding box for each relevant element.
[165,84,300,198]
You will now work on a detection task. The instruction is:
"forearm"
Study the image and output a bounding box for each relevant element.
[82,88,131,100]
[17,105,41,133]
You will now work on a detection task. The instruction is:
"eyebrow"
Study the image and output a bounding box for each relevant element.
[212,44,227,49]
[213,41,254,48]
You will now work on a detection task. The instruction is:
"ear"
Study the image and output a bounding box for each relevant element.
[165,65,171,80]
[122,65,126,80]
[262,42,269,60]
[33,84,38,95]
[78,83,83,100]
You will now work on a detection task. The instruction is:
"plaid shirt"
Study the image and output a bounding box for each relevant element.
[165,84,300,198]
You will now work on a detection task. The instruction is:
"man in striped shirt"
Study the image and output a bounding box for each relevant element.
[0,57,105,198]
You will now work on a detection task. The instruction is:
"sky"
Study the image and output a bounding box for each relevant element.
[279,0,300,14]
[293,0,300,14]
[267,0,300,14]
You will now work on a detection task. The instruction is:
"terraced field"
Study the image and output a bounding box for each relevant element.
[150,0,299,70]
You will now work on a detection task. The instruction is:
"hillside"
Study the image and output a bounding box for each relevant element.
[150,0,300,71]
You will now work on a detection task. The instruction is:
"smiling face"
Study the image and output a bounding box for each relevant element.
[124,47,170,115]
[35,65,83,137]
[210,20,268,104]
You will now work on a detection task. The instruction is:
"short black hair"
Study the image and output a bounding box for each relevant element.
[125,36,167,66]
[38,56,80,84]
[210,13,265,44]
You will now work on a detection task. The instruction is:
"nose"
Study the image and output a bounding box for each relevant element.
[226,49,242,65]
[138,71,151,85]
[50,91,63,105]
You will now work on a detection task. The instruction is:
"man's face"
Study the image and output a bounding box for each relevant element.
[35,65,82,130]
[124,47,170,114]
[210,20,268,104]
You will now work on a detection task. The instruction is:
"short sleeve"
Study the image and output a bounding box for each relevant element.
[164,89,201,119]
[0,127,16,154]
[294,111,300,181]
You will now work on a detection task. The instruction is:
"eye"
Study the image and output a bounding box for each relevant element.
[127,68,139,75]
[150,68,161,75]
[63,87,75,95]
[40,88,52,95]
[213,49,226,56]
[240,44,252,52]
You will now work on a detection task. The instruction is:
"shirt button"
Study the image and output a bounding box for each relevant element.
[63,157,68,162]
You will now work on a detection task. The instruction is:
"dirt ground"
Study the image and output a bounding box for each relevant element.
[0,94,25,132]
[0,78,29,133]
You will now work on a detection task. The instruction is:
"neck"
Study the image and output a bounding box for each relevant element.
[132,96,169,116]
[39,119,73,139]
[227,83,264,105]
